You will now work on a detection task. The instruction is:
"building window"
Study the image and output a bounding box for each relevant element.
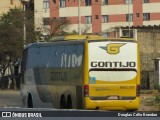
[126,14,133,22]
[53,0,56,4]
[60,0,66,8]
[125,0,133,4]
[102,15,108,23]
[136,13,140,17]
[155,60,159,71]
[85,0,91,6]
[95,15,99,19]
[43,18,50,25]
[43,0,50,9]
[102,0,108,5]
[143,13,150,21]
[143,0,149,3]
[85,16,92,24]
[95,0,98,2]
[60,17,66,22]
[122,29,133,38]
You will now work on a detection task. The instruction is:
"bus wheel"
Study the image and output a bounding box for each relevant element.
[28,94,33,108]
[128,109,138,112]
[67,95,72,109]
[60,95,66,109]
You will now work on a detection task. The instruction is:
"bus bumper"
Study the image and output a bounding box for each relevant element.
[84,97,140,111]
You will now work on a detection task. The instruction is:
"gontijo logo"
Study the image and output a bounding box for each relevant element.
[100,43,126,54]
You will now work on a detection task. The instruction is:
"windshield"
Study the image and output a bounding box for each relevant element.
[88,41,137,82]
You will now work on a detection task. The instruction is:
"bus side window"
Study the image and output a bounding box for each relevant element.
[77,44,84,67]
[71,44,83,68]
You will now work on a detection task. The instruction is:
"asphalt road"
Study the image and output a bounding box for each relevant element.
[0,90,158,111]
[0,90,22,108]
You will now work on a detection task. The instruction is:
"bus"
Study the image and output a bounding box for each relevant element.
[20,35,140,110]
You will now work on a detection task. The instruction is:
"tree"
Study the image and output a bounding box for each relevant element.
[81,24,91,34]
[42,17,91,38]
[42,17,71,39]
[69,24,91,35]
[0,8,40,89]
[25,9,41,44]
[0,8,23,89]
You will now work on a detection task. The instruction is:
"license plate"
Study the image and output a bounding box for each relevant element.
[108,96,119,100]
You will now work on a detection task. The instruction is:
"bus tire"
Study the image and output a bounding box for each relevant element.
[60,95,66,109]
[128,109,138,112]
[67,95,72,109]
[28,94,33,108]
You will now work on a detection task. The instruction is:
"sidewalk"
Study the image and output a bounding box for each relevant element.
[0,89,20,94]
[0,90,22,108]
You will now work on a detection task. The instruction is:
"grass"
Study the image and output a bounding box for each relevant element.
[140,90,157,94]
[140,89,160,111]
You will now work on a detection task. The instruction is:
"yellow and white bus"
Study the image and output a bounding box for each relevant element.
[20,35,140,110]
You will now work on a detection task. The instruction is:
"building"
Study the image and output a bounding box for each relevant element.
[123,26,160,89]
[50,0,160,35]
[34,0,50,36]
[20,0,50,36]
[0,0,22,15]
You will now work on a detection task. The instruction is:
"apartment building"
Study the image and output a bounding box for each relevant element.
[50,0,160,35]
[0,0,22,15]
[34,0,50,35]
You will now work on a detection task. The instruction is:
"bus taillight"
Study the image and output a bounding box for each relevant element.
[84,85,89,97]
[136,85,140,97]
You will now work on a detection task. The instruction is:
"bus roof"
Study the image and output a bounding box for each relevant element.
[24,35,136,49]
[50,35,136,42]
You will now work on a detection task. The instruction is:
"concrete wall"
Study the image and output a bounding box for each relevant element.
[137,29,160,89]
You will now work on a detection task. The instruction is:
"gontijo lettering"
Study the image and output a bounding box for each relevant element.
[51,72,67,81]
[91,61,136,68]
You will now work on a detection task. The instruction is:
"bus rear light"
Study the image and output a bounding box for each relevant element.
[84,85,89,97]
[136,85,140,97]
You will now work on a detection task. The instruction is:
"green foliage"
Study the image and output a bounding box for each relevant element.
[154,94,160,103]
[0,8,24,60]
[0,7,41,89]
[153,92,160,110]
[154,84,160,92]
[153,84,160,109]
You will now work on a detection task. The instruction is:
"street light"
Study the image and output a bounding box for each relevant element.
[21,0,29,45]
[23,4,26,45]
[127,0,131,37]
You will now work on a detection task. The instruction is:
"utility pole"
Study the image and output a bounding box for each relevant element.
[127,0,131,37]
[78,0,81,35]
[23,4,26,45]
